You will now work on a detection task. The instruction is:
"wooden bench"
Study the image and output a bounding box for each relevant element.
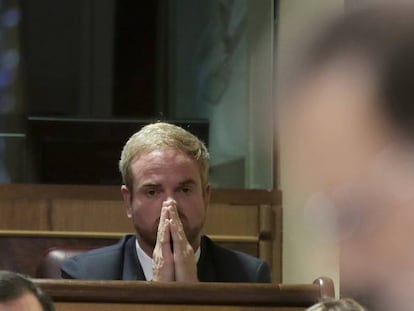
[34,277,334,311]
[0,184,282,281]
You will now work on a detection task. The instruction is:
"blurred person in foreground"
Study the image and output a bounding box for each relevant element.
[306,298,365,311]
[278,2,414,310]
[0,270,54,311]
[61,122,271,282]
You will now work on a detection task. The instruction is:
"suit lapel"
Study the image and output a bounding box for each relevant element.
[197,235,217,282]
[122,235,146,280]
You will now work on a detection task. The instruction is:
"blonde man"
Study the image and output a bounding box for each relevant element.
[62,122,270,282]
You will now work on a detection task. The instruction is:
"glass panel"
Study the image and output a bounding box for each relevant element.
[0,0,23,183]
[168,0,274,188]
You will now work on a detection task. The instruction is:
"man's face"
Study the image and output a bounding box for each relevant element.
[121,148,210,255]
[0,293,43,311]
[279,56,414,309]
[278,56,389,194]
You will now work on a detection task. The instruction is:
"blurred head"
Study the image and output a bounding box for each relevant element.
[280,2,414,193]
[0,270,54,311]
[306,298,365,311]
[278,2,414,310]
[119,122,211,256]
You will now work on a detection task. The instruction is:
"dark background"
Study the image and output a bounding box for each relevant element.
[16,0,207,184]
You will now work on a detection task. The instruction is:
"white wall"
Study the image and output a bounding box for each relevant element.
[276,0,344,296]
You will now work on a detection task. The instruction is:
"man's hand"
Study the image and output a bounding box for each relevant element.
[169,202,198,282]
[152,198,198,282]
[152,201,174,281]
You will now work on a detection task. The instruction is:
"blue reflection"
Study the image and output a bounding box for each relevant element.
[2,49,18,68]
[0,93,14,113]
[0,67,12,87]
[0,137,10,183]
[2,7,19,28]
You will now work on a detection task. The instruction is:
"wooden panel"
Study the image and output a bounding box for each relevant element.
[54,303,304,311]
[0,199,128,232]
[259,205,274,268]
[0,184,282,282]
[0,199,50,230]
[204,204,259,236]
[0,184,122,200]
[34,278,334,306]
[273,204,283,283]
[210,189,281,205]
[0,185,278,236]
[50,200,129,232]
[0,201,262,236]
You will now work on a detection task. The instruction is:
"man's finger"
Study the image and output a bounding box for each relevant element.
[152,219,174,281]
[170,218,190,254]
[157,205,170,239]
[160,219,172,252]
[169,219,198,282]
[168,202,190,255]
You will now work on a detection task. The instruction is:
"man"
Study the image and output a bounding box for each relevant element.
[0,270,54,311]
[62,122,271,282]
[278,2,414,310]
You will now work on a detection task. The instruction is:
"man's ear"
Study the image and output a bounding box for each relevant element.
[121,185,133,218]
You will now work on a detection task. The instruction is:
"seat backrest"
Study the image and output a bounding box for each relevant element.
[36,247,89,278]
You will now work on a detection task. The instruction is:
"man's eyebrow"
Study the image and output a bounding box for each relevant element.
[139,183,162,189]
[178,179,197,187]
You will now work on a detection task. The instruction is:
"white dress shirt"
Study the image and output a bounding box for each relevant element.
[135,239,201,281]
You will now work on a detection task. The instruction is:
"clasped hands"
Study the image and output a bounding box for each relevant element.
[152,198,198,282]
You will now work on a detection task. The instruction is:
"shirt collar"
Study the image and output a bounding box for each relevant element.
[135,238,201,281]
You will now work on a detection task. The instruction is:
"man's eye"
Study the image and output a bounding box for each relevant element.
[181,187,191,194]
[147,190,157,197]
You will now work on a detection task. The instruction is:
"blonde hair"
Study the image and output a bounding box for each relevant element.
[306,298,366,311]
[119,122,209,190]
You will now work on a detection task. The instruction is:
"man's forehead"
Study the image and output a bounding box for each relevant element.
[132,148,193,163]
[128,148,205,188]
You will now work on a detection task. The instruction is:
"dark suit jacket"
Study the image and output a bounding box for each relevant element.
[61,235,271,282]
